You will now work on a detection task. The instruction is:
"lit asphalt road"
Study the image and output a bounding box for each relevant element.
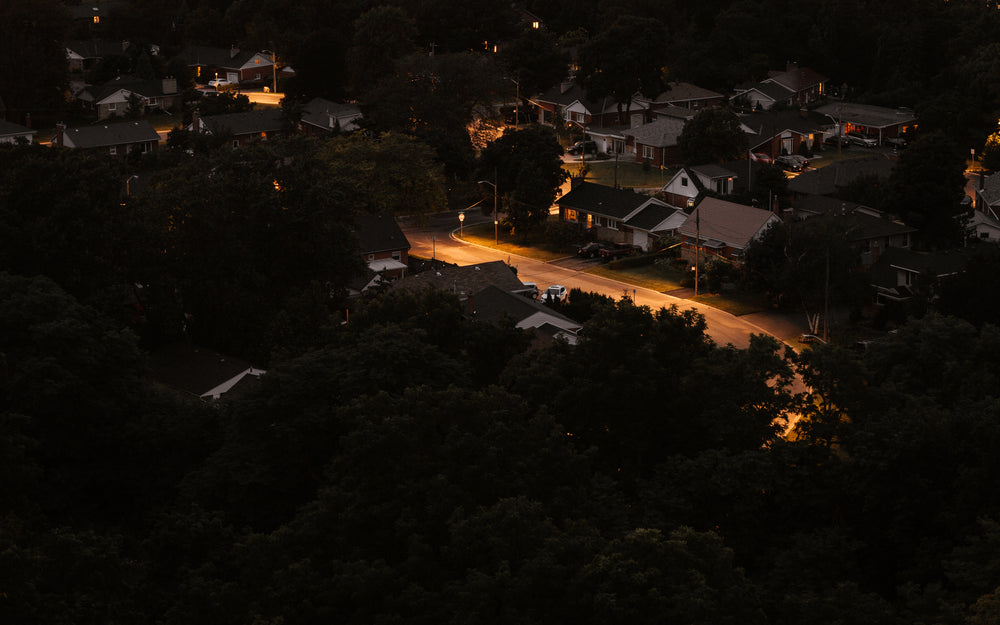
[401,211,781,350]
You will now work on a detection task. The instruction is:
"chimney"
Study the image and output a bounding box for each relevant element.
[230,45,239,59]
[55,122,65,147]
[162,76,178,94]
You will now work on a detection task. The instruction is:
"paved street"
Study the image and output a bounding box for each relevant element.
[401,211,806,350]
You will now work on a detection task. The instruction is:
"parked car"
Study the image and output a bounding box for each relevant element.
[577,241,610,258]
[567,140,597,155]
[845,131,878,147]
[799,333,827,344]
[209,78,233,88]
[540,284,568,303]
[751,152,773,164]
[598,242,638,261]
[519,282,539,299]
[776,154,810,172]
[883,136,908,149]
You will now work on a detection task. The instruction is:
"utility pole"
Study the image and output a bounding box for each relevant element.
[694,207,700,296]
[493,167,498,245]
[823,244,830,342]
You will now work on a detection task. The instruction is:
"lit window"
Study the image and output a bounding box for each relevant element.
[532,21,540,29]
[107,102,116,111]
[93,16,100,24]
[109,146,117,155]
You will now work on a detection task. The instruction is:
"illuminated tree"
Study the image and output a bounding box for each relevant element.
[982,119,1000,172]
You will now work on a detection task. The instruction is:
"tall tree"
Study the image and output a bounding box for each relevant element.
[678,107,749,165]
[886,131,969,248]
[577,15,669,123]
[0,0,71,121]
[347,5,418,94]
[477,125,567,237]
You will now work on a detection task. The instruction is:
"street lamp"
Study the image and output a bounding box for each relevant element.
[261,46,278,94]
[477,171,498,245]
[458,211,465,238]
[507,77,519,128]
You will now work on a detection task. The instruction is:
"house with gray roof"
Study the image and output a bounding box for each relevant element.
[533,81,648,130]
[298,98,362,136]
[175,45,275,85]
[678,197,781,265]
[641,82,725,112]
[390,260,529,300]
[78,75,181,120]
[557,180,679,250]
[470,285,582,347]
[740,108,833,157]
[975,171,1000,217]
[791,195,916,268]
[733,63,828,111]
[190,109,287,148]
[53,120,160,158]
[869,247,968,304]
[0,119,36,144]
[624,117,686,167]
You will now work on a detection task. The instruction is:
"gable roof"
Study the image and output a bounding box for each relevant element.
[649,82,724,104]
[471,285,582,335]
[60,120,160,148]
[625,117,685,148]
[148,342,265,401]
[557,181,661,220]
[65,39,127,59]
[300,98,362,132]
[734,81,794,104]
[788,155,895,196]
[625,203,687,233]
[175,45,261,69]
[977,171,1000,211]
[739,108,832,146]
[199,109,285,137]
[869,247,968,290]
[679,197,779,249]
[82,75,179,103]
[765,65,828,93]
[690,163,738,180]
[0,119,36,141]
[353,214,410,255]
[652,105,698,121]
[390,260,525,297]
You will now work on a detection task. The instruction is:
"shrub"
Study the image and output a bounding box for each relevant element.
[608,253,655,270]
[543,218,585,248]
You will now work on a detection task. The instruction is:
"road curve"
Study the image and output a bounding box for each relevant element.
[401,211,784,350]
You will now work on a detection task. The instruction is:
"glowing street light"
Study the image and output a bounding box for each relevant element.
[458,211,465,238]
[477,171,498,245]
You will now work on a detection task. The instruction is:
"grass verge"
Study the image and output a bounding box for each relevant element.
[459,222,572,261]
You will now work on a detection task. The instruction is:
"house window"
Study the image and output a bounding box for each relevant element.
[109,146,117,155]
[681,176,688,187]
[593,216,603,227]
[392,251,401,261]
[107,102,116,111]
[572,112,584,123]
[93,16,100,24]
[981,231,990,239]
[142,142,151,153]
[565,209,577,221]
[607,219,619,230]
[642,145,654,160]
[532,20,540,29]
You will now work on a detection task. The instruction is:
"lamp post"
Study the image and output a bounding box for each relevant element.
[458,211,465,238]
[261,48,278,93]
[477,171,499,245]
[508,77,519,128]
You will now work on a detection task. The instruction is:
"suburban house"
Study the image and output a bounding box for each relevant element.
[790,195,916,269]
[732,63,828,111]
[469,285,582,347]
[174,45,275,85]
[975,170,1000,216]
[639,82,726,112]
[70,4,111,32]
[53,120,160,157]
[965,209,1000,244]
[355,214,411,280]
[390,260,530,300]
[65,39,143,72]
[868,247,968,304]
[0,119,36,144]
[814,102,917,144]
[532,81,648,129]
[556,180,683,250]
[788,155,895,198]
[298,98,363,136]
[190,109,286,147]
[661,163,740,208]
[740,108,832,157]
[625,117,686,167]
[78,76,181,120]
[148,343,265,402]
[677,197,781,265]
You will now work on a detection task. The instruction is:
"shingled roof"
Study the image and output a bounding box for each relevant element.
[390,260,525,297]
[679,197,780,250]
[557,181,662,220]
[788,155,895,196]
[353,214,410,256]
[199,109,285,137]
[625,117,685,148]
[60,120,160,148]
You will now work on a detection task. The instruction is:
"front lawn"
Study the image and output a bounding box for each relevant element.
[563,158,678,189]
[459,222,574,261]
